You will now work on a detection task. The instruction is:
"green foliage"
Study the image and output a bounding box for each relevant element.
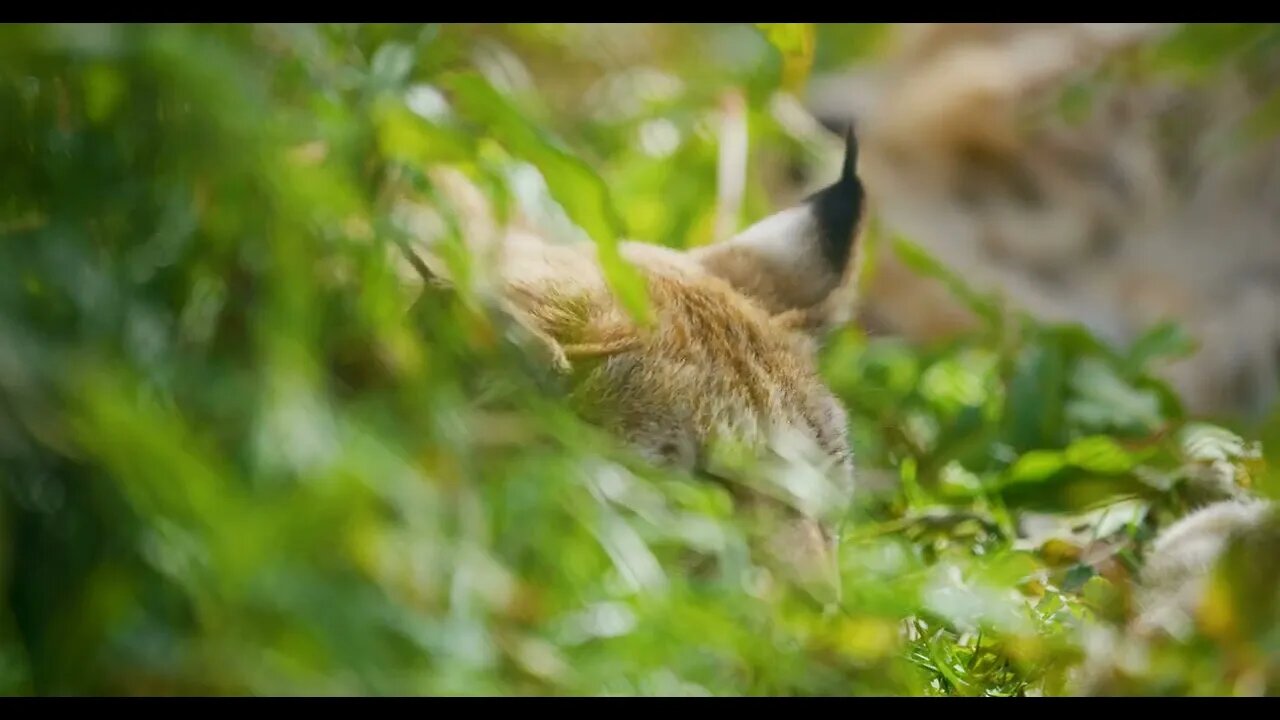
[0,23,1276,697]
[755,24,816,93]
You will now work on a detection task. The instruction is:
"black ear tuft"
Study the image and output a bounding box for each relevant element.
[807,124,864,271]
[841,123,858,183]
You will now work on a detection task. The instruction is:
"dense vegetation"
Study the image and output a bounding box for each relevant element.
[2,23,1278,696]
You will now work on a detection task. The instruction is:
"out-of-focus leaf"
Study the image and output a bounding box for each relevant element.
[440,72,652,326]
[755,24,815,93]
[812,24,892,71]
[1056,80,1096,126]
[1008,451,1067,486]
[1080,575,1125,623]
[1003,342,1066,453]
[83,64,127,123]
[1243,87,1280,142]
[1148,24,1280,81]
[998,474,1157,514]
[372,97,476,165]
[1061,564,1096,593]
[1123,321,1197,375]
[369,41,416,92]
[1063,436,1139,475]
[891,237,1002,331]
[1066,358,1165,436]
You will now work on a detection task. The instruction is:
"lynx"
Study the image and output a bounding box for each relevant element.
[414,129,867,594]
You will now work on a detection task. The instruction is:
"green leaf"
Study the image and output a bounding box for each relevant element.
[1062,564,1096,593]
[997,473,1157,514]
[83,63,127,123]
[813,24,892,70]
[1063,436,1137,475]
[1124,321,1196,375]
[1243,87,1280,142]
[372,96,475,165]
[1057,80,1096,126]
[1066,358,1165,436]
[369,41,416,91]
[1008,451,1067,485]
[440,72,652,326]
[756,23,816,93]
[1149,24,1280,81]
[891,236,1002,331]
[1002,341,1066,453]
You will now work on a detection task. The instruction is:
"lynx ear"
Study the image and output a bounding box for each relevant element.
[693,127,865,331]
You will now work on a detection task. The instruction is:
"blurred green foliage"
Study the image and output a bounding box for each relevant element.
[1,23,1278,697]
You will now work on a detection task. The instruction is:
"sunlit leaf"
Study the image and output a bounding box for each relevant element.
[1008,451,1067,485]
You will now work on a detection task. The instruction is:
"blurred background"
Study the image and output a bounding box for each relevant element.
[2,23,1280,696]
